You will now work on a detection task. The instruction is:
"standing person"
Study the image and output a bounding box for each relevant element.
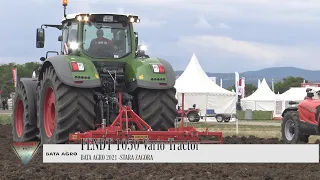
[5,98,8,110]
[2,99,5,110]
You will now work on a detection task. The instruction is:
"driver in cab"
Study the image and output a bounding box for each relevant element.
[88,29,115,56]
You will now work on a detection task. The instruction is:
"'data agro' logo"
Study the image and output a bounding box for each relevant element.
[11,141,41,165]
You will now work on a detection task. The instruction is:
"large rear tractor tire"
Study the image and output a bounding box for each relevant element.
[12,82,38,142]
[37,66,96,144]
[281,111,309,144]
[134,88,178,131]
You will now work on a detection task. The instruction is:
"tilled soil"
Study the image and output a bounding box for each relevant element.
[1,124,320,180]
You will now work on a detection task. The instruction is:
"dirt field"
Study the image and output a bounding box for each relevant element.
[1,124,320,180]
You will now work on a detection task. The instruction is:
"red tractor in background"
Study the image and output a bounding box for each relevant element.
[177,104,201,122]
[281,88,320,143]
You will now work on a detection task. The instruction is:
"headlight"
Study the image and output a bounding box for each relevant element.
[151,64,165,73]
[139,45,147,51]
[71,61,85,71]
[69,42,79,50]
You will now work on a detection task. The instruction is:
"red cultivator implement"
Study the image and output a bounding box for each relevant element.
[69,93,223,144]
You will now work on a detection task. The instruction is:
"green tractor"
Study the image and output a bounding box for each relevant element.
[12,1,178,144]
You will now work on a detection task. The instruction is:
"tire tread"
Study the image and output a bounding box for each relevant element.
[281,111,309,144]
[37,66,96,144]
[12,81,38,142]
[136,88,178,131]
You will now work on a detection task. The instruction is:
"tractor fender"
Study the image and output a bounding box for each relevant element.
[281,107,298,118]
[157,58,176,87]
[19,78,38,126]
[39,55,101,88]
[125,58,176,92]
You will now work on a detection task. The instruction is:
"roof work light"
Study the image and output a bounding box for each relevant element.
[63,0,68,6]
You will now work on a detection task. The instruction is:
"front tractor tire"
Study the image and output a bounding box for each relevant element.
[37,66,96,144]
[281,111,309,144]
[135,88,178,131]
[12,82,38,142]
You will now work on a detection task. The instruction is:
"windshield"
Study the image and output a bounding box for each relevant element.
[82,22,131,59]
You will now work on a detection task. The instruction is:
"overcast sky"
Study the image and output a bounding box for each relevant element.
[1,0,320,73]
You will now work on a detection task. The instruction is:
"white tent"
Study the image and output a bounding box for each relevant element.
[279,86,320,101]
[272,86,320,118]
[241,78,276,111]
[174,54,237,116]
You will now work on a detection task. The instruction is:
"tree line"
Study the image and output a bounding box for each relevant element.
[0,62,41,98]
[0,62,308,98]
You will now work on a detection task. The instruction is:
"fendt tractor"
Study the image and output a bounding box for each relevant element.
[281,88,320,144]
[12,0,179,144]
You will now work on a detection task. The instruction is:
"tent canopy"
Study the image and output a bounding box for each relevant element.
[242,78,276,101]
[175,54,235,95]
[174,53,236,115]
[279,86,320,101]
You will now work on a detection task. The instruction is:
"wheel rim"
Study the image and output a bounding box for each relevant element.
[44,87,56,137]
[15,99,24,137]
[284,119,295,141]
[217,116,222,121]
[189,115,195,121]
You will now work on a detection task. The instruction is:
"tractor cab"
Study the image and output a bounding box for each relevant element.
[305,88,320,100]
[35,0,146,61]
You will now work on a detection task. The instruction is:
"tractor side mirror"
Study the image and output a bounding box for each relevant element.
[36,28,45,48]
[134,32,138,51]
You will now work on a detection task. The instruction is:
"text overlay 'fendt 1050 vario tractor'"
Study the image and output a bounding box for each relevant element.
[281,88,320,144]
[12,0,179,144]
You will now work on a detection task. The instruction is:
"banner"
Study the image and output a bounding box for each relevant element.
[42,143,319,163]
[235,72,240,96]
[32,71,36,78]
[241,77,245,98]
[271,78,275,92]
[12,68,17,88]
